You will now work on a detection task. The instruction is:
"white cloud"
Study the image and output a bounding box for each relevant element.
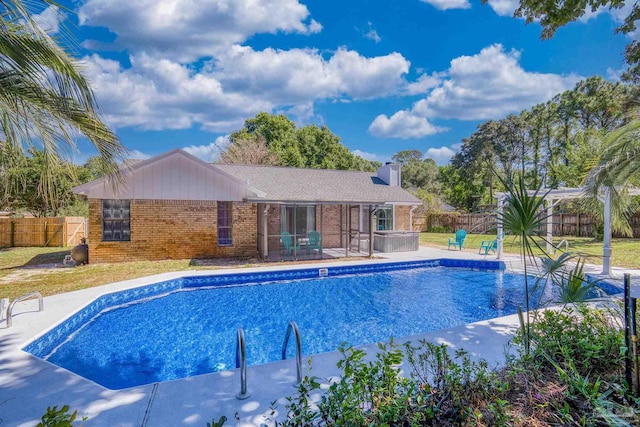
[83,53,269,131]
[84,46,410,131]
[183,135,230,162]
[128,149,152,160]
[215,46,409,102]
[369,111,448,139]
[352,149,382,162]
[283,102,321,126]
[419,0,471,11]
[364,22,381,43]
[370,44,579,139]
[33,5,65,34]
[485,0,518,16]
[425,146,456,165]
[79,0,322,62]
[405,72,443,95]
[607,67,623,82]
[412,44,580,120]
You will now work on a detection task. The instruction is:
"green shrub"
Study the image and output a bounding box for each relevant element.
[270,340,511,426]
[36,406,79,427]
[526,305,624,377]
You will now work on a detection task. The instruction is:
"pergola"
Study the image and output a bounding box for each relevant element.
[496,186,640,276]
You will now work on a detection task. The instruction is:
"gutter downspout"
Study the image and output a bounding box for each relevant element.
[496,195,505,260]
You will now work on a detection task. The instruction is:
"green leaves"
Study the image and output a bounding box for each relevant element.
[0,0,126,209]
[36,405,78,427]
[226,112,380,171]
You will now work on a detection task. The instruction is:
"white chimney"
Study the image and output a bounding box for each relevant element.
[377,163,401,186]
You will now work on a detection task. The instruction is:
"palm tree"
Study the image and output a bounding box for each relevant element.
[587,91,640,189]
[583,95,640,238]
[0,0,125,204]
[498,174,550,354]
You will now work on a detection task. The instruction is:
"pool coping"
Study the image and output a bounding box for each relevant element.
[1,249,637,427]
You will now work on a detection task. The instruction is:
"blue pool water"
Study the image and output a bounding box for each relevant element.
[30,263,615,389]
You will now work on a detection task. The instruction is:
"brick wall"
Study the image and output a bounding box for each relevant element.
[394,205,412,231]
[88,199,257,263]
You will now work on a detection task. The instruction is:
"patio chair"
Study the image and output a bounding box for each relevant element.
[306,230,321,254]
[479,232,504,255]
[447,229,467,250]
[280,231,300,256]
[479,238,498,255]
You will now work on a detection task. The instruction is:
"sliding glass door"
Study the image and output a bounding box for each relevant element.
[281,205,316,237]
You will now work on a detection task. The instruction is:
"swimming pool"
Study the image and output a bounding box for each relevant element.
[24,259,613,390]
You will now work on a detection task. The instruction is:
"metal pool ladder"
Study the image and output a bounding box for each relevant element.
[282,321,303,385]
[235,327,250,400]
[6,291,43,327]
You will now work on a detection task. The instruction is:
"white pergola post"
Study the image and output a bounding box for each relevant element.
[496,195,504,260]
[602,187,612,275]
[546,198,554,256]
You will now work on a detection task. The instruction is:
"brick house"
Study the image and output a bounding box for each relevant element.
[73,149,421,263]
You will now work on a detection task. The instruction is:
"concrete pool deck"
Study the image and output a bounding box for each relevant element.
[1,247,638,427]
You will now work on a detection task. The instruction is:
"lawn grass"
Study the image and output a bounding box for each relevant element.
[2,234,640,301]
[0,247,265,300]
[420,232,640,269]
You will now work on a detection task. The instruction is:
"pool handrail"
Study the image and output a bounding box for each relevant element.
[235,327,250,400]
[281,320,302,385]
[6,291,43,328]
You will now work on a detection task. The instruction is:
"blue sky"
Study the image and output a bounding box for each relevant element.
[43,0,632,165]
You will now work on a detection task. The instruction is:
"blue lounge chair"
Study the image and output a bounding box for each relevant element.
[447,229,467,250]
[280,231,300,255]
[306,230,321,254]
[479,232,504,255]
[479,238,498,254]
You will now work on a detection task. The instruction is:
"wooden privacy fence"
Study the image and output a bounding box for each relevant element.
[415,212,640,238]
[0,217,86,247]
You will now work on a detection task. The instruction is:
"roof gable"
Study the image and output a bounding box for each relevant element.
[74,149,262,201]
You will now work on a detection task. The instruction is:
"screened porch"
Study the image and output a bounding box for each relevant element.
[256,202,419,261]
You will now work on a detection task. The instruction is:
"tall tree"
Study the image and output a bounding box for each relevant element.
[229,112,380,171]
[231,112,302,166]
[219,135,280,166]
[2,149,92,216]
[0,0,125,207]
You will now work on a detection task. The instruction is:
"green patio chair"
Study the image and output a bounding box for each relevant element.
[306,230,321,254]
[479,238,498,254]
[280,231,300,256]
[479,232,504,255]
[447,229,467,250]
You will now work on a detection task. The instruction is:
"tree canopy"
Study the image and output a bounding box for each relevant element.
[447,76,631,211]
[225,112,381,171]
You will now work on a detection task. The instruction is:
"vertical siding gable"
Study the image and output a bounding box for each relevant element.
[81,152,251,200]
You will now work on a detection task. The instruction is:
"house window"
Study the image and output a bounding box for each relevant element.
[102,199,130,241]
[377,206,393,231]
[217,201,233,246]
[281,205,316,237]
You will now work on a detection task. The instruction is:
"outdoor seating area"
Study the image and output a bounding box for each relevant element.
[447,229,467,250]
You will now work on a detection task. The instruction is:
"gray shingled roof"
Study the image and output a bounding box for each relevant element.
[215,164,420,204]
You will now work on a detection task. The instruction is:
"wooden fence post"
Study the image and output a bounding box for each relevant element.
[10,220,14,247]
[43,221,47,246]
